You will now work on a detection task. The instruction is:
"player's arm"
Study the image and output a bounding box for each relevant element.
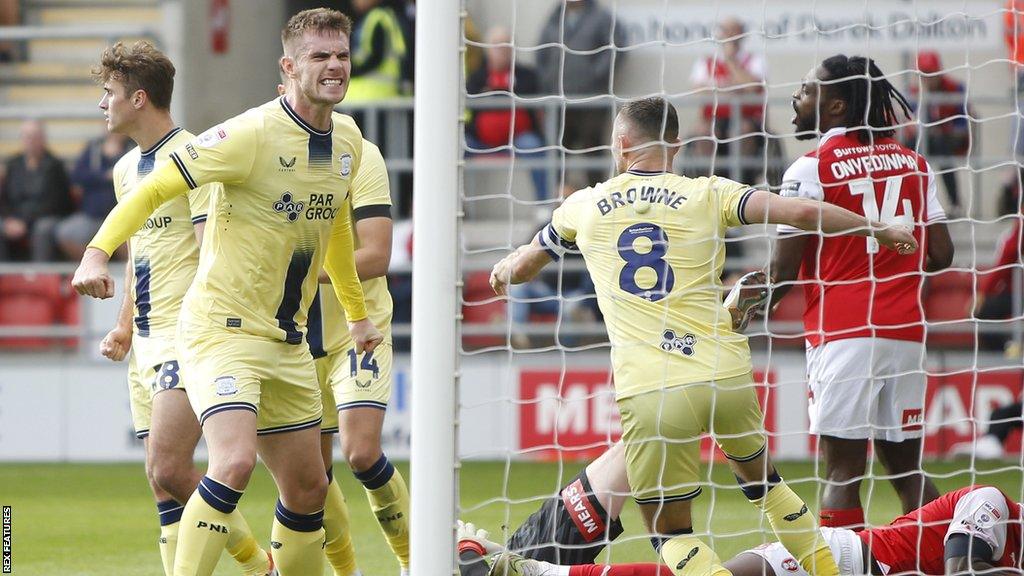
[926,221,954,272]
[99,250,134,362]
[767,233,806,309]
[491,203,579,295]
[943,486,1014,576]
[324,201,382,353]
[318,213,392,283]
[72,161,190,298]
[489,236,553,296]
[742,191,918,254]
[923,163,954,272]
[943,536,1012,575]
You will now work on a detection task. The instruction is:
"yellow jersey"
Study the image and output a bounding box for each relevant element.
[113,127,211,338]
[307,139,393,358]
[165,96,365,343]
[540,170,757,399]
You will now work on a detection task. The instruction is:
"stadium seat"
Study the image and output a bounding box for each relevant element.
[462,271,507,348]
[0,272,64,301]
[925,271,976,348]
[0,293,58,350]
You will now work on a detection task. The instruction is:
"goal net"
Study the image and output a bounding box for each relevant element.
[430,0,1024,572]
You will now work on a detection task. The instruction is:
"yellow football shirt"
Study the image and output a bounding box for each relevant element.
[113,127,211,338]
[165,97,364,343]
[540,170,757,399]
[307,139,393,358]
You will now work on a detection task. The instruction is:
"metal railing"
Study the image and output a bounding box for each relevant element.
[0,262,1019,355]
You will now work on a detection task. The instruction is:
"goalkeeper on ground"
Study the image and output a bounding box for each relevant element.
[459,484,1024,576]
[490,96,918,576]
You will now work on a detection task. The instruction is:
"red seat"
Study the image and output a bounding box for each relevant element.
[462,271,507,348]
[0,294,58,349]
[925,271,975,347]
[0,273,64,301]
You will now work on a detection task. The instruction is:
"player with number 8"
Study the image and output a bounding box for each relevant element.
[490,97,919,576]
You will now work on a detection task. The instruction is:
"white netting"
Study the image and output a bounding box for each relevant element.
[456,0,1023,569]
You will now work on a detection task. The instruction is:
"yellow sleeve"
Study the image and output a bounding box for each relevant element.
[323,196,369,322]
[713,177,757,230]
[536,193,583,260]
[351,139,392,213]
[188,182,217,225]
[168,116,258,189]
[89,161,190,256]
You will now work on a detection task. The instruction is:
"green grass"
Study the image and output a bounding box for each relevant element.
[0,460,1021,575]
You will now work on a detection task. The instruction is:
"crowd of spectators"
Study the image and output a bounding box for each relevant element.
[0,120,128,263]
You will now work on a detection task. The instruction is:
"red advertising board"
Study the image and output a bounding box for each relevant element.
[924,370,1023,455]
[519,369,776,461]
[519,368,1023,460]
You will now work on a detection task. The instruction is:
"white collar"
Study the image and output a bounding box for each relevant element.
[818,126,848,147]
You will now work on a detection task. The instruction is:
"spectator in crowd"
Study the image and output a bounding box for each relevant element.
[1005,0,1024,155]
[397,0,416,94]
[907,51,972,216]
[56,131,130,260]
[689,17,771,185]
[536,0,623,174]
[466,26,549,201]
[950,400,1023,459]
[0,119,73,261]
[348,0,408,102]
[0,0,19,62]
[973,205,1023,352]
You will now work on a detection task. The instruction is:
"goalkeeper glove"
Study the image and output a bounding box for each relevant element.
[457,520,504,557]
[724,270,769,332]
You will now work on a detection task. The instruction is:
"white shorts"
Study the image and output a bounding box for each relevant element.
[806,337,926,442]
[741,527,863,576]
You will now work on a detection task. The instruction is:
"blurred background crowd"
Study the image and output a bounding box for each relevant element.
[0,0,1022,361]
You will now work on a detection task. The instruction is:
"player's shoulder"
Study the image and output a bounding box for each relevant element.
[783,154,820,183]
[360,138,384,167]
[114,147,140,174]
[331,111,362,141]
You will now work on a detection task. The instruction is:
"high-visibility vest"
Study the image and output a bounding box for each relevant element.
[348,6,407,101]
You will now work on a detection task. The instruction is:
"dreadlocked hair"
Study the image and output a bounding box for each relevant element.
[820,54,912,143]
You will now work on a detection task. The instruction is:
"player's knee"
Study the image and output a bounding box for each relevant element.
[344,444,383,474]
[214,450,257,488]
[284,469,329,512]
[151,458,190,498]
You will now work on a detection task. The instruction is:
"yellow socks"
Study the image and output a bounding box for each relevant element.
[173,476,242,576]
[660,535,732,576]
[354,454,410,569]
[323,469,360,575]
[752,479,839,576]
[156,500,183,576]
[225,508,270,576]
[271,500,326,576]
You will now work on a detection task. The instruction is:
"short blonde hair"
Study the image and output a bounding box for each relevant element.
[92,41,175,110]
[281,8,353,55]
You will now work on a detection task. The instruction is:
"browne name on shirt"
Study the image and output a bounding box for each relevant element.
[596,186,686,216]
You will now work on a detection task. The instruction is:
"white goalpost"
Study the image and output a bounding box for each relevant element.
[410,0,460,573]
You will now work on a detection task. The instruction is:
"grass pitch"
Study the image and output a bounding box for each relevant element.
[0,459,1020,575]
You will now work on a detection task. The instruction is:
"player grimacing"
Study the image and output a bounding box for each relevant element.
[73,8,381,576]
[490,97,918,576]
[93,41,271,576]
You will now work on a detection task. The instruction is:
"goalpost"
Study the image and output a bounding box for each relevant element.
[410,0,460,573]
[412,0,1024,573]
